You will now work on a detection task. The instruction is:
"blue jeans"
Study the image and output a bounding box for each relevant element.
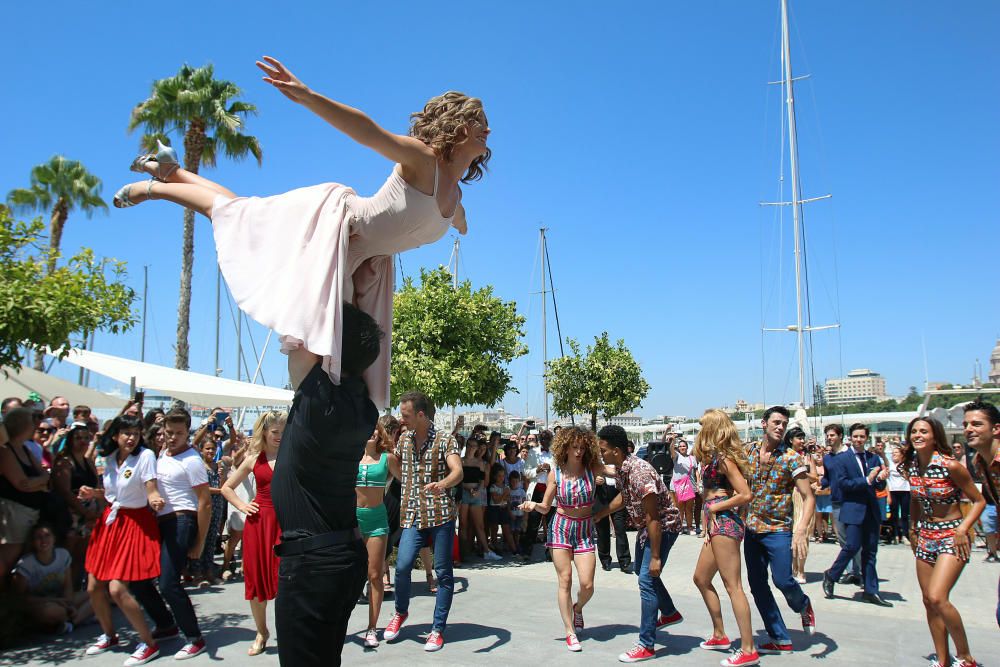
[634,531,679,649]
[744,530,809,644]
[395,520,455,631]
[133,513,202,640]
[831,503,861,577]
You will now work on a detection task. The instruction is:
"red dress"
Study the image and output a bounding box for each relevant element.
[243,451,281,601]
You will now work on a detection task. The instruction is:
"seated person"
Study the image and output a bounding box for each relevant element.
[12,522,93,633]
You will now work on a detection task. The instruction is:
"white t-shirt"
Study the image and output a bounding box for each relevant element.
[887,465,910,492]
[157,446,208,516]
[502,458,524,479]
[14,548,72,596]
[105,448,158,509]
[509,486,527,516]
[535,450,554,485]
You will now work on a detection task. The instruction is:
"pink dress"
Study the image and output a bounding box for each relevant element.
[212,166,454,408]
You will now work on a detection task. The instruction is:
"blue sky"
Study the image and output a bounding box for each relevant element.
[4,1,998,418]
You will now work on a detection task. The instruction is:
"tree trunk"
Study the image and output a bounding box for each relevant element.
[591,410,598,433]
[47,199,68,275]
[174,121,206,370]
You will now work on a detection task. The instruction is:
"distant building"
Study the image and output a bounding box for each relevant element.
[990,338,1000,384]
[824,369,889,406]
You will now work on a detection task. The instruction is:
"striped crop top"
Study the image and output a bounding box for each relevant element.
[907,453,960,514]
[555,467,595,509]
[357,452,389,488]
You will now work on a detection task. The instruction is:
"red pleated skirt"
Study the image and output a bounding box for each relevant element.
[85,505,161,582]
[242,502,281,601]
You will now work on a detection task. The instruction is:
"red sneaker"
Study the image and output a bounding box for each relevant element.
[800,599,816,635]
[656,611,683,628]
[123,643,160,666]
[700,635,732,651]
[424,630,444,652]
[174,638,206,660]
[721,649,761,666]
[619,645,656,662]
[756,641,793,655]
[383,612,408,641]
[566,633,582,652]
[85,633,127,655]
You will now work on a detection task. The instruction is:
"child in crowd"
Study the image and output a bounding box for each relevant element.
[508,471,527,548]
[486,466,517,555]
[12,522,94,633]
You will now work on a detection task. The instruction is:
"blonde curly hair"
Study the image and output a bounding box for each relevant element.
[410,92,490,183]
[693,409,751,479]
[550,426,601,469]
[247,410,287,460]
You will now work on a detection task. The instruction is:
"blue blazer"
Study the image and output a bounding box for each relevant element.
[824,449,885,526]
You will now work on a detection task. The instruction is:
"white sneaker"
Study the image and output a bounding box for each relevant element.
[566,633,582,652]
[484,550,502,561]
[364,629,379,648]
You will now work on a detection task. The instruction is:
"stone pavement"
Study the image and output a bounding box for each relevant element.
[3,537,997,665]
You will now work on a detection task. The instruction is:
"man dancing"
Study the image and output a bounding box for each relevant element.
[963,399,1000,627]
[743,406,816,655]
[383,391,463,652]
[270,303,382,666]
[595,425,683,663]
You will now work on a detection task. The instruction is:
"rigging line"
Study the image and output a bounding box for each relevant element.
[240,311,266,386]
[223,288,254,383]
[542,233,573,426]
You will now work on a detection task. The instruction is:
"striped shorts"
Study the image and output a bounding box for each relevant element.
[546,512,596,554]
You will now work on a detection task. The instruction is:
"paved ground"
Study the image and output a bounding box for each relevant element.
[3,537,998,665]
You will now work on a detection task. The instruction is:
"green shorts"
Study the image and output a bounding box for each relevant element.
[356,504,389,538]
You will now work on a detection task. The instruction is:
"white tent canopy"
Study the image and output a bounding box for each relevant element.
[0,365,127,409]
[51,349,293,408]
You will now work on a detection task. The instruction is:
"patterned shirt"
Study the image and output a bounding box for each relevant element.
[399,425,462,529]
[618,454,681,545]
[974,446,1000,506]
[745,442,808,533]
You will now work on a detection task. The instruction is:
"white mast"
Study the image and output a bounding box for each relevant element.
[540,228,549,428]
[762,0,836,414]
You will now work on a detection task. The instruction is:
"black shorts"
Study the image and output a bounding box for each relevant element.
[485,506,510,525]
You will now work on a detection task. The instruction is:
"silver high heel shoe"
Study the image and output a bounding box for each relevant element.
[113,180,155,208]
[129,140,179,181]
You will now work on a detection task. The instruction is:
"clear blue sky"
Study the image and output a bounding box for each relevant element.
[4,1,998,418]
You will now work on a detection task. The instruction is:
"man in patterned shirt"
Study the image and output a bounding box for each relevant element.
[962,399,1000,627]
[595,425,683,663]
[744,406,816,655]
[384,391,463,652]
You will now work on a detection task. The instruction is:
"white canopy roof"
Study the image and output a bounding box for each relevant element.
[0,365,127,409]
[51,349,293,408]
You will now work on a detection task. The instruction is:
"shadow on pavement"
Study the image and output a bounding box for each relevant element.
[378,621,511,653]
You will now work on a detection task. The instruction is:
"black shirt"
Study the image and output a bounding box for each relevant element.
[271,364,379,541]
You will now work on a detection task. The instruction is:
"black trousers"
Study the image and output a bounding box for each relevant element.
[275,542,366,667]
[519,482,553,556]
[595,485,631,567]
[132,513,202,639]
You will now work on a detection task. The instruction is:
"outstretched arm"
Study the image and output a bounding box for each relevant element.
[257,56,434,169]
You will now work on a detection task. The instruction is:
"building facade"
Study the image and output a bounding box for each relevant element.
[823,369,889,406]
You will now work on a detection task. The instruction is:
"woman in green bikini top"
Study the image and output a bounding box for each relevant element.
[356,414,402,647]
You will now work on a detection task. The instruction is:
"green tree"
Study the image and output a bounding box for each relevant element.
[7,156,109,368]
[129,63,262,370]
[546,332,650,432]
[391,267,528,409]
[0,207,136,370]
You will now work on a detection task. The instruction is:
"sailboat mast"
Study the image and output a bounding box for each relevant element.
[540,228,549,428]
[781,0,807,408]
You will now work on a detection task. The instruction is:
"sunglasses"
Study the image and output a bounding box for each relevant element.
[36,427,54,434]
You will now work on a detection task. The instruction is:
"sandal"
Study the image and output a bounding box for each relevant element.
[113,180,155,209]
[248,632,269,656]
[130,140,180,181]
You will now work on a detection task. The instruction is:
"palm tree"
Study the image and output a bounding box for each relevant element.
[129,63,262,371]
[7,156,108,369]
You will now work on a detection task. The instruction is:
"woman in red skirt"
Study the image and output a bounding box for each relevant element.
[222,410,285,656]
[79,414,166,666]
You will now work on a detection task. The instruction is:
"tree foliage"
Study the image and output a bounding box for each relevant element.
[129,63,262,371]
[0,207,136,371]
[391,266,527,409]
[546,332,650,432]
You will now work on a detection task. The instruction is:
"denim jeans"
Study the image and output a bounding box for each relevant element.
[831,503,861,577]
[395,520,455,631]
[744,530,810,644]
[634,530,679,649]
[134,513,202,639]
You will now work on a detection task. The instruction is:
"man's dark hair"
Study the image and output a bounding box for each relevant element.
[1,397,22,415]
[2,407,34,439]
[163,407,192,430]
[538,429,553,445]
[849,422,870,437]
[508,470,520,480]
[823,423,844,437]
[597,424,629,453]
[964,399,1000,426]
[399,391,435,420]
[762,405,790,422]
[341,303,384,377]
[73,405,92,417]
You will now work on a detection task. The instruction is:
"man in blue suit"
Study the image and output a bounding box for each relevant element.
[822,423,892,607]
[821,424,861,585]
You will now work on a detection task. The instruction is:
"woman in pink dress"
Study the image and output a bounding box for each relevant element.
[112,56,490,409]
[221,411,285,656]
